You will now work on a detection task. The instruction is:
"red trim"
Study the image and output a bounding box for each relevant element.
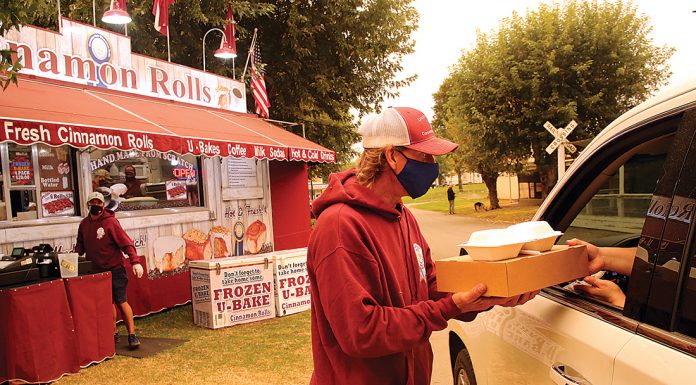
[1,77,336,162]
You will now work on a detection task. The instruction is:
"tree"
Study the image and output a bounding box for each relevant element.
[435,0,673,201]
[434,46,524,209]
[3,0,418,179]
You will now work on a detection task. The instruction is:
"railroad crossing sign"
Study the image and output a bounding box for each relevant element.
[545,120,577,154]
[544,120,578,180]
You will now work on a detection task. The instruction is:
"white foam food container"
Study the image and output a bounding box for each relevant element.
[507,221,563,251]
[458,242,526,261]
[459,229,526,261]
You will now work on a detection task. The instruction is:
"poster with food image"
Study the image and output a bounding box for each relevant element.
[222,198,273,256]
[41,191,75,217]
[150,236,187,276]
[209,226,232,258]
[38,146,72,191]
[166,180,187,200]
[10,152,33,185]
[246,220,268,254]
[183,228,211,261]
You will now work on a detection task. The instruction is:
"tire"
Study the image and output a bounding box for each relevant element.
[453,348,477,385]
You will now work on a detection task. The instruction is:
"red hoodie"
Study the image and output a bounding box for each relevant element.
[75,209,141,271]
[308,169,466,385]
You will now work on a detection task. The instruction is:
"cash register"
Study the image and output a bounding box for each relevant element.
[0,247,39,287]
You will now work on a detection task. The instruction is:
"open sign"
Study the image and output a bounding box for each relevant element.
[173,167,197,179]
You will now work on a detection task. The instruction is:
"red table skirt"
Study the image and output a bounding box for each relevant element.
[0,273,115,383]
[123,258,192,318]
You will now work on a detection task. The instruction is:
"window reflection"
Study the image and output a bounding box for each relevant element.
[89,150,202,211]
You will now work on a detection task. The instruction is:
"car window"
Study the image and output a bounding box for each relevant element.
[560,142,669,246]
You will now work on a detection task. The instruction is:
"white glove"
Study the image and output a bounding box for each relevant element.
[133,263,144,278]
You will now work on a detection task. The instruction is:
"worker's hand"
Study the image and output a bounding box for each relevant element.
[452,283,514,313]
[132,263,144,278]
[566,238,604,274]
[574,276,626,307]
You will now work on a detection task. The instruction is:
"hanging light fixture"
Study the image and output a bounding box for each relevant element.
[203,28,237,72]
[102,0,132,25]
[214,44,237,59]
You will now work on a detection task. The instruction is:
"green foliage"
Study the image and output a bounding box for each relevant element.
[0,0,49,90]
[435,0,673,197]
[3,0,418,180]
[0,49,23,90]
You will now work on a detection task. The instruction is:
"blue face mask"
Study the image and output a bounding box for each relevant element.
[394,151,439,199]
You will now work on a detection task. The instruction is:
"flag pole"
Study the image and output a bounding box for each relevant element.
[166,25,171,62]
[241,28,257,79]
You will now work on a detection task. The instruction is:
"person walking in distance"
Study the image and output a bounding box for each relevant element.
[75,192,145,349]
[447,185,456,214]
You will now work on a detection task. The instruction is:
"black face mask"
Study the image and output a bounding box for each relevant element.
[89,205,103,216]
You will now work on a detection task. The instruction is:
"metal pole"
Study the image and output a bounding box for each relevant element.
[202,28,225,72]
[57,0,62,33]
[166,26,171,62]
[241,29,257,79]
[558,143,566,181]
[92,0,96,26]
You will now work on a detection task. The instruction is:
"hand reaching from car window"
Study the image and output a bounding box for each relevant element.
[566,238,636,276]
[566,238,604,274]
[573,276,626,307]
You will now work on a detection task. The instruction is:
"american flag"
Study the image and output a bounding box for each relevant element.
[152,0,175,37]
[250,39,270,118]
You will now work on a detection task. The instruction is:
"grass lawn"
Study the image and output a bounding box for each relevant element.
[403,184,540,223]
[58,307,313,385]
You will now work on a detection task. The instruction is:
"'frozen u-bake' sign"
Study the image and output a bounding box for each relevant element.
[1,18,246,113]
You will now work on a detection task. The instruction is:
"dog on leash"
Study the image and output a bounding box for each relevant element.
[474,202,487,212]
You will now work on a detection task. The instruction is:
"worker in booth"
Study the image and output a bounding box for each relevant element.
[122,165,145,199]
[75,191,144,349]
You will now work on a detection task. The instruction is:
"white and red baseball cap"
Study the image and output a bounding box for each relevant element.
[359,107,458,155]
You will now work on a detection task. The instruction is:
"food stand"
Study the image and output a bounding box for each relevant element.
[0,19,334,317]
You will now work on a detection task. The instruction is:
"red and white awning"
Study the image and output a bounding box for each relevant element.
[0,77,336,163]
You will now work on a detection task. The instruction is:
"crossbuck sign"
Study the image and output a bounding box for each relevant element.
[544,120,578,180]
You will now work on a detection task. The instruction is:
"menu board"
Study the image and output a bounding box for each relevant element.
[38,145,72,191]
[9,150,33,185]
[41,191,75,217]
[227,158,258,188]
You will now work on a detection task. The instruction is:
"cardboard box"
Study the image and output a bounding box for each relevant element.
[435,245,589,297]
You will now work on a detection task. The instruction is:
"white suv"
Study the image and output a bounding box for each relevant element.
[445,79,696,385]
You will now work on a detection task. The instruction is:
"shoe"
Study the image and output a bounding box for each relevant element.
[114,333,121,345]
[127,334,141,350]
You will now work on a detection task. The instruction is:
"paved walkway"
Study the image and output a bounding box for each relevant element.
[408,207,508,385]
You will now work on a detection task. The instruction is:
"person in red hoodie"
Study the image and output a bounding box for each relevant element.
[308,107,538,385]
[75,191,144,350]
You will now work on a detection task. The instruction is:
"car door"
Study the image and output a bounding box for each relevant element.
[612,108,696,385]
[452,107,695,385]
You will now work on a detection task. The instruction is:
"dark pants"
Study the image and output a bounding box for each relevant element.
[110,267,129,304]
